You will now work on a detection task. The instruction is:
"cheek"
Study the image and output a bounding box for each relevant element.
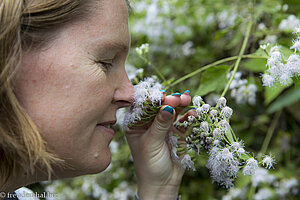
[15,55,114,170]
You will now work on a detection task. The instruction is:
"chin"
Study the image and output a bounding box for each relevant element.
[87,149,112,174]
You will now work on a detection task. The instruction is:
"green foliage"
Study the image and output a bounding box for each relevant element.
[267,87,300,113]
[33,0,300,199]
[196,65,231,96]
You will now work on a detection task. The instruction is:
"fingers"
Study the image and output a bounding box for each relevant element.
[178,109,197,123]
[179,90,191,107]
[147,105,176,148]
[163,90,191,108]
[163,93,181,107]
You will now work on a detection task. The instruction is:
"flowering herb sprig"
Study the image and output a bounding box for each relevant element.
[123,76,164,129]
[261,27,300,87]
[172,95,275,188]
[124,76,275,188]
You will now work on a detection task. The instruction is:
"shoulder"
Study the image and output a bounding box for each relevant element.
[14,187,39,200]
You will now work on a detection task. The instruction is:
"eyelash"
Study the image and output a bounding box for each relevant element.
[97,60,114,71]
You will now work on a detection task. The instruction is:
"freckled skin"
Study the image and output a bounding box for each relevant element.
[14,0,134,178]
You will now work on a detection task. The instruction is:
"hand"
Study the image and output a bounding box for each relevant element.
[126,92,193,200]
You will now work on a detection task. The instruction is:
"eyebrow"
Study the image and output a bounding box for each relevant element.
[92,39,130,57]
[105,41,129,52]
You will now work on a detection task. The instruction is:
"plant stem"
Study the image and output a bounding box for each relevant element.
[260,111,281,155]
[221,22,253,98]
[166,54,266,89]
[139,55,166,82]
[248,184,255,200]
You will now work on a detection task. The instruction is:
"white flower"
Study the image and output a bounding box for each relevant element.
[149,88,164,104]
[202,104,211,113]
[262,154,275,169]
[237,147,245,155]
[210,109,219,122]
[221,148,235,163]
[183,121,189,128]
[291,37,300,53]
[188,115,195,123]
[260,44,267,50]
[295,27,300,34]
[277,178,299,197]
[243,158,258,176]
[218,120,230,134]
[282,4,289,12]
[251,168,276,187]
[254,188,274,200]
[213,139,220,146]
[231,141,244,150]
[268,46,282,65]
[258,23,266,31]
[279,15,300,32]
[262,73,275,87]
[217,97,227,108]
[124,77,164,129]
[136,43,149,55]
[125,64,144,81]
[192,95,203,107]
[181,154,196,171]
[169,133,179,161]
[206,147,239,188]
[287,54,300,76]
[263,35,277,44]
[200,121,209,133]
[196,104,210,119]
[213,128,223,140]
[221,106,233,119]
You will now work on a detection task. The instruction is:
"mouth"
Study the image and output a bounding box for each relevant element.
[96,120,116,136]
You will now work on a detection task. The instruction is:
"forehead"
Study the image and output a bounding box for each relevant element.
[58,0,130,51]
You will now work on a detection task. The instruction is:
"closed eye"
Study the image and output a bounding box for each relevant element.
[97,59,114,71]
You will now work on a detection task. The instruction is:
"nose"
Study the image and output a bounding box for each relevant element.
[113,71,135,108]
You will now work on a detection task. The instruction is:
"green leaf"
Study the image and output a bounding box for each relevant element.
[267,87,300,114]
[225,127,234,144]
[243,58,267,73]
[292,76,300,88]
[239,153,252,161]
[196,65,231,96]
[264,83,290,105]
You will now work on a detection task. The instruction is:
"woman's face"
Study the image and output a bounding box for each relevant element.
[15,0,134,177]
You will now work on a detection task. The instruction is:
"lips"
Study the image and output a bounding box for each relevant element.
[96,120,116,136]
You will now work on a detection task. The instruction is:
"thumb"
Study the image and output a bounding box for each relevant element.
[148,105,175,142]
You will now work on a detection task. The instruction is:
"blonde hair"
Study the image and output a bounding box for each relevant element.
[0,0,87,187]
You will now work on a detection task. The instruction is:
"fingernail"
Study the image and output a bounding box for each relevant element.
[171,92,181,96]
[162,106,174,115]
[182,90,190,95]
[160,90,167,93]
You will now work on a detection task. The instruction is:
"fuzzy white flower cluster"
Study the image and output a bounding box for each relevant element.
[125,64,144,82]
[228,71,257,105]
[173,96,272,188]
[276,178,299,197]
[123,77,164,129]
[279,15,300,32]
[254,188,274,200]
[43,176,135,200]
[251,168,276,187]
[221,169,298,200]
[262,41,300,87]
[222,188,246,200]
[136,43,149,56]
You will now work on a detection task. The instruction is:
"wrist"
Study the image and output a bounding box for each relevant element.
[137,184,180,200]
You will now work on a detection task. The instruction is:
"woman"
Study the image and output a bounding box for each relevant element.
[0,0,192,199]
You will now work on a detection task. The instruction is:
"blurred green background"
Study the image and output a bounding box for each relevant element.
[28,0,300,199]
